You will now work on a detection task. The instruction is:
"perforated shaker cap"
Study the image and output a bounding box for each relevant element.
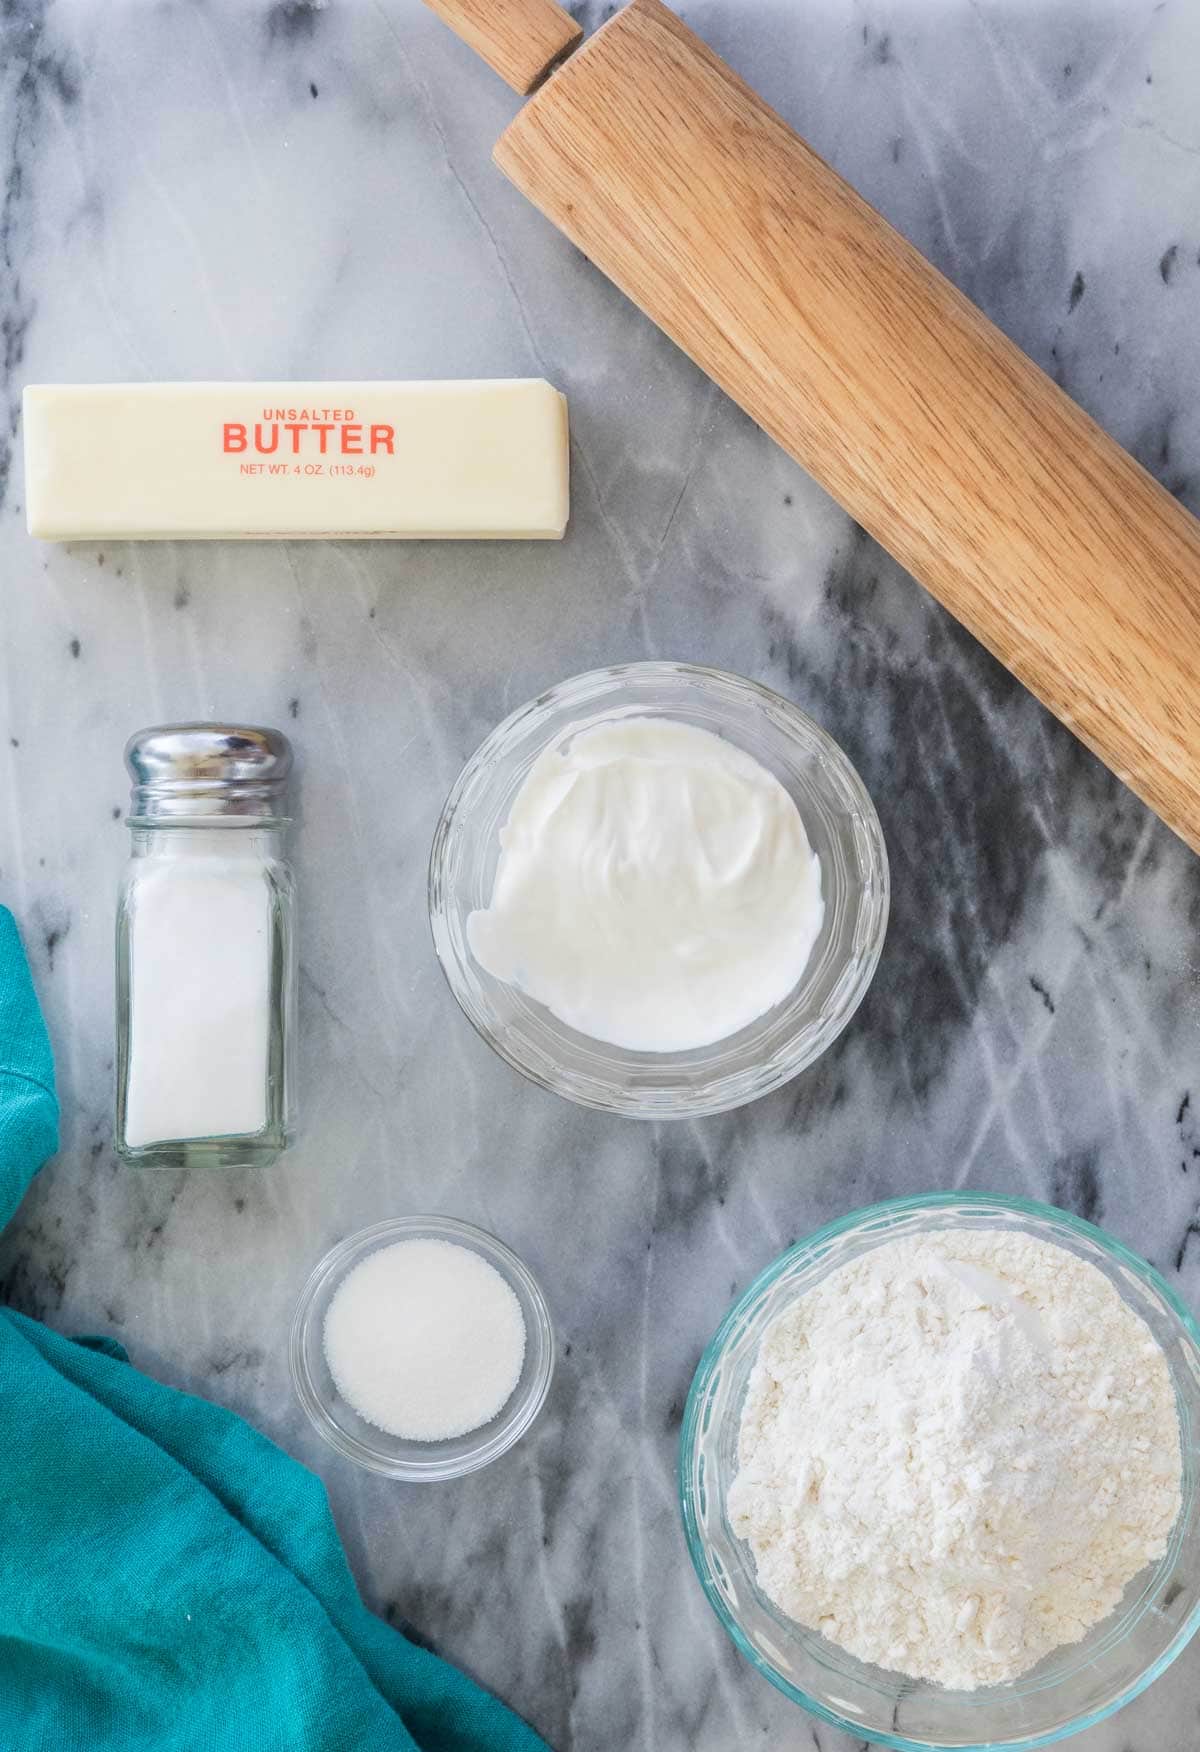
[125,723,292,822]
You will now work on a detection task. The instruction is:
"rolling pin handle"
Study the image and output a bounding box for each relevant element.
[422,0,583,95]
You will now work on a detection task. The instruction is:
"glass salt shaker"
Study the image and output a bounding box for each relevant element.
[116,724,296,1169]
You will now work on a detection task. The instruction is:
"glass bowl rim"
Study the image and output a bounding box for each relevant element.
[679,1190,1200,1751]
[427,658,890,1119]
[290,1213,556,1481]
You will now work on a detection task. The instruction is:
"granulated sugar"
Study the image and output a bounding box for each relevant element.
[728,1229,1182,1689]
[323,1238,526,1441]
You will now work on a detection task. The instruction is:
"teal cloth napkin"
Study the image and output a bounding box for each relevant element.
[0,907,548,1752]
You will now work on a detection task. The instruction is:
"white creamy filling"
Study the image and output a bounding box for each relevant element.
[467,716,824,1052]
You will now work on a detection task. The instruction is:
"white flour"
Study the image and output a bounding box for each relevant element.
[728,1229,1182,1689]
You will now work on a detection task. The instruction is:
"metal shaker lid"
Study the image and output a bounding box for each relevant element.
[125,723,292,821]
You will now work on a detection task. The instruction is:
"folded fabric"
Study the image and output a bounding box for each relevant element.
[0,906,548,1752]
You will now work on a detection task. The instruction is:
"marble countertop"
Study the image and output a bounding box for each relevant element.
[3,0,1200,1745]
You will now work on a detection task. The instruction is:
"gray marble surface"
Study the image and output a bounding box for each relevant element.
[3,0,1200,1745]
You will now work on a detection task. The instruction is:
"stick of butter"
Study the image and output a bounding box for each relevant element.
[23,380,569,541]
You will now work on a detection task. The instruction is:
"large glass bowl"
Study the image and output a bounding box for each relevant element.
[680,1193,1200,1749]
[428,661,888,1118]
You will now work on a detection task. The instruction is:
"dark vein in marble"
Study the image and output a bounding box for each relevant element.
[782,529,1047,1102]
[264,1,323,46]
[0,7,80,514]
[1051,1145,1102,1224]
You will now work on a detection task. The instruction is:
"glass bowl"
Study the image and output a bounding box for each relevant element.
[428,661,888,1118]
[680,1192,1200,1749]
[290,1215,555,1481]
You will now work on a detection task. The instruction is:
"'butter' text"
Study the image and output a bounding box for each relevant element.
[223,421,394,456]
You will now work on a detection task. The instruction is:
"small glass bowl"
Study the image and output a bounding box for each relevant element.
[680,1193,1200,1750]
[429,661,888,1118]
[290,1215,555,1481]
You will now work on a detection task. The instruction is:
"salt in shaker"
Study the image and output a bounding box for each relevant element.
[115,724,296,1168]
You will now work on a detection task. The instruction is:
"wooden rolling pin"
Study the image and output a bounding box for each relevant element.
[425,0,1200,854]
